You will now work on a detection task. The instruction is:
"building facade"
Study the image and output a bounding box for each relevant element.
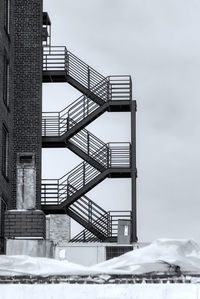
[0,0,45,253]
[0,0,136,255]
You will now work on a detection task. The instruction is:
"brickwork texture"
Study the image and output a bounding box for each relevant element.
[12,0,43,209]
[0,0,15,210]
[4,210,46,239]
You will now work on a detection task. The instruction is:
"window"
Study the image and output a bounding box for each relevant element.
[0,197,7,254]
[4,0,10,34]
[3,55,10,107]
[2,125,9,179]
[106,246,133,260]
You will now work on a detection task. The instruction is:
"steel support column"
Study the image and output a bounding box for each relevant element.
[131,100,137,242]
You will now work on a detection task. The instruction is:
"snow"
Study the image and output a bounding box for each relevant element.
[92,239,200,275]
[1,239,200,298]
[0,255,98,276]
[0,284,199,299]
[1,239,200,276]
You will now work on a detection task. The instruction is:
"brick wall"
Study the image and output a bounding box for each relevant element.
[0,0,15,210]
[12,0,43,209]
[4,210,46,238]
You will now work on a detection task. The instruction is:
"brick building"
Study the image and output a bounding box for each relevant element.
[0,1,137,256]
[0,0,46,253]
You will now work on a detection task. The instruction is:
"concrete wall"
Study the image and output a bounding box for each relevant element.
[55,243,106,266]
[54,243,149,266]
[49,215,71,244]
[6,239,54,258]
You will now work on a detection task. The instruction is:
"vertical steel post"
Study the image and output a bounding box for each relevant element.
[88,67,90,90]
[87,132,90,156]
[83,163,86,186]
[131,100,137,243]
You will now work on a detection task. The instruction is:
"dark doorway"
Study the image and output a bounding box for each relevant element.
[0,198,7,254]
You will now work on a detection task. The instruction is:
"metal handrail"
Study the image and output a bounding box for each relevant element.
[42,46,132,206]
[42,75,131,137]
[41,142,131,205]
[69,210,132,242]
[42,46,132,137]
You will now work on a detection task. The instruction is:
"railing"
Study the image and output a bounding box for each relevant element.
[107,211,132,237]
[43,46,67,71]
[68,192,107,225]
[69,210,132,242]
[67,188,111,237]
[42,95,100,137]
[42,75,131,137]
[108,143,131,168]
[70,130,109,168]
[43,47,132,137]
[70,230,100,243]
[108,76,132,101]
[41,142,131,205]
[43,46,105,91]
[41,162,100,205]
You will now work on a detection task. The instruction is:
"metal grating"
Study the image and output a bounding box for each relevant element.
[106,246,133,260]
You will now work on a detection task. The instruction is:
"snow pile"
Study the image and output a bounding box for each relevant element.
[1,239,200,276]
[0,255,98,276]
[92,239,200,274]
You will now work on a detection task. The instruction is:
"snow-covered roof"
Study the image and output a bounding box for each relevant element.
[1,239,200,276]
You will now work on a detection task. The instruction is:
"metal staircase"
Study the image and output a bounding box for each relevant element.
[41,142,131,210]
[42,45,137,243]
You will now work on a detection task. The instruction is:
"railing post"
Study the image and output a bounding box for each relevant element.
[45,54,47,71]
[66,184,69,199]
[107,78,111,101]
[58,112,60,136]
[88,201,92,223]
[67,115,69,131]
[131,100,137,242]
[83,96,85,119]
[57,180,59,204]
[44,119,46,137]
[83,163,86,186]
[44,184,46,204]
[130,76,132,101]
[83,231,86,242]
[88,67,90,90]
[107,212,111,237]
[107,145,110,168]
[87,97,89,116]
[87,132,90,156]
[65,48,69,75]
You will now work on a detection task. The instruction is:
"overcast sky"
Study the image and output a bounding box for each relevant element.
[43,0,200,242]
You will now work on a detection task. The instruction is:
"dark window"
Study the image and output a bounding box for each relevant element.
[0,198,7,254]
[4,0,10,34]
[106,246,133,260]
[3,56,10,107]
[2,125,9,179]
[19,155,33,164]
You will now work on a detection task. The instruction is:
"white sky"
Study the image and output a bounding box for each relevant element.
[42,0,200,242]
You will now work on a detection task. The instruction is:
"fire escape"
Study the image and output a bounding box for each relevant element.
[41,13,137,243]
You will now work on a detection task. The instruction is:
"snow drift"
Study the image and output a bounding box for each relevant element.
[0,255,99,276]
[1,239,200,276]
[92,239,200,274]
